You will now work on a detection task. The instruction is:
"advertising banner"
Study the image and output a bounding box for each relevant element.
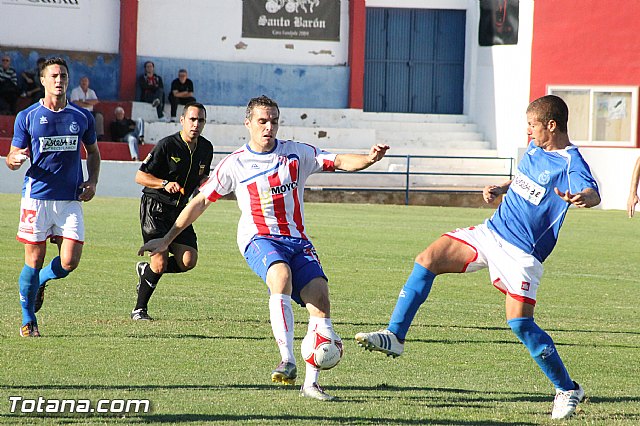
[242,0,341,41]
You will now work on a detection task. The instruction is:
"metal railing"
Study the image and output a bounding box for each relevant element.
[214,153,515,205]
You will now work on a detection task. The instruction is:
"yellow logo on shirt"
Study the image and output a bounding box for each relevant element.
[171,156,181,163]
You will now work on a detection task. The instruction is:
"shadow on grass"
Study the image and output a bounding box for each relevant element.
[134,413,540,425]
[340,321,640,336]
[2,383,639,404]
[0,412,539,425]
[2,384,638,424]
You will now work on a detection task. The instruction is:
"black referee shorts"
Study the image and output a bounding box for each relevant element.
[140,194,198,251]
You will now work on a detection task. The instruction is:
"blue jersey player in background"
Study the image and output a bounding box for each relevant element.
[355,95,600,420]
[5,57,101,337]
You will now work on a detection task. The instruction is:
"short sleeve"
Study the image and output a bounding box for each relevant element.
[199,154,235,202]
[11,110,30,149]
[303,142,337,174]
[568,151,599,194]
[82,110,97,145]
[69,88,80,102]
[140,139,169,176]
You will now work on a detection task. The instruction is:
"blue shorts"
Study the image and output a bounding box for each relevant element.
[243,235,327,306]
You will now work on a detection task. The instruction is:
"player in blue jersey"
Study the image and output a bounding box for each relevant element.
[5,57,101,337]
[355,95,600,420]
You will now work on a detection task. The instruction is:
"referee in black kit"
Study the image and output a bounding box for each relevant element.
[131,102,213,320]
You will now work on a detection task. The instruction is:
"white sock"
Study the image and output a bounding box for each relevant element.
[269,294,295,364]
[308,316,333,332]
[303,316,333,388]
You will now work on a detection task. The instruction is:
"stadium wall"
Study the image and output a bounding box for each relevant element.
[134,0,350,108]
[0,0,121,100]
[135,56,349,108]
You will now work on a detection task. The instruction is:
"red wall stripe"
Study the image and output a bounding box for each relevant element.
[348,0,366,109]
[118,0,138,101]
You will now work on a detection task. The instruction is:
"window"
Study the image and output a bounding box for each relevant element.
[547,85,638,147]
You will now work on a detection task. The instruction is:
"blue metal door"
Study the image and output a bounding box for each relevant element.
[364,8,466,114]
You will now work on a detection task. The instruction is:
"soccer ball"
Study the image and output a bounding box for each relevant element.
[301,328,343,370]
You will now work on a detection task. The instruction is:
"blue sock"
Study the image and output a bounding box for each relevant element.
[388,263,436,340]
[508,317,574,391]
[19,264,40,326]
[39,256,70,287]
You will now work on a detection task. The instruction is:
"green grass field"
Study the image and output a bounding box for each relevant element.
[0,193,638,425]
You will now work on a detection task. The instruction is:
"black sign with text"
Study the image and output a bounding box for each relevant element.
[242,0,340,41]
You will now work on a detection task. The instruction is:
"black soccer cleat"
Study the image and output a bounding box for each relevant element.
[131,308,153,321]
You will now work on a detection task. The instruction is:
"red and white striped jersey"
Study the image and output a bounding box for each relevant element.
[199,139,337,252]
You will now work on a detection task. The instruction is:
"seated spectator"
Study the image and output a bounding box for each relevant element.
[0,55,20,115]
[138,61,165,120]
[168,69,196,122]
[69,76,105,140]
[20,57,45,103]
[110,106,145,161]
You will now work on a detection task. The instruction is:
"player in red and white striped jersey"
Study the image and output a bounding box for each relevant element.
[139,95,389,400]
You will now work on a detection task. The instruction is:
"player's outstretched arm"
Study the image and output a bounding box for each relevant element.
[627,157,640,218]
[334,144,390,172]
[79,143,101,202]
[138,192,211,256]
[483,180,512,204]
[554,187,600,208]
[5,146,29,170]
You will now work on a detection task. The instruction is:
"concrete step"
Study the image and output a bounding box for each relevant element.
[132,102,476,128]
[136,102,509,191]
[378,130,485,142]
[144,121,492,153]
[143,122,377,150]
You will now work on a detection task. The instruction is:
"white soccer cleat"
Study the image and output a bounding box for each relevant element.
[355,329,404,358]
[551,381,585,419]
[300,383,336,401]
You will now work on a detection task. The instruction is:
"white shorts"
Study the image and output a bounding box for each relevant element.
[17,198,85,244]
[444,222,543,305]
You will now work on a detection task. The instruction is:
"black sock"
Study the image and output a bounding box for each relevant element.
[135,266,162,310]
[165,256,183,274]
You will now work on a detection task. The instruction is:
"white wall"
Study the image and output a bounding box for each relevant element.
[365,0,535,159]
[137,0,349,66]
[471,0,534,159]
[580,147,638,211]
[0,0,120,53]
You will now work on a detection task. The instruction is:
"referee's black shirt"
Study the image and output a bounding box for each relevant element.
[139,132,214,208]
